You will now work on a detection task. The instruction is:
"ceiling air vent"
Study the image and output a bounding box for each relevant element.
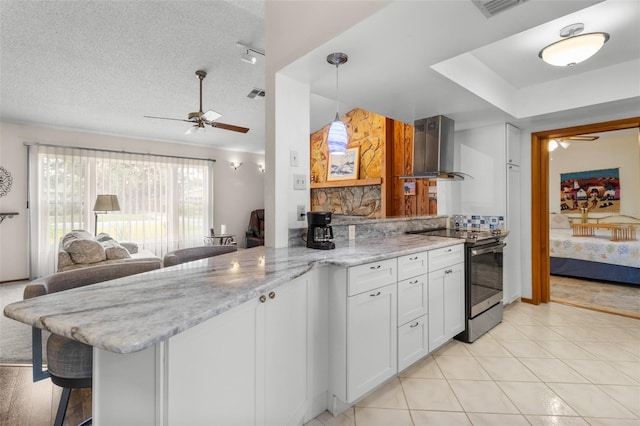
[471,0,528,18]
[247,87,265,99]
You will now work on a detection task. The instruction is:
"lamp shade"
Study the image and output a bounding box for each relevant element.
[539,32,609,66]
[93,195,120,212]
[327,116,348,155]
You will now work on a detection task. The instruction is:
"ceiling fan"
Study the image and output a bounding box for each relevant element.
[144,70,249,135]
[549,135,599,151]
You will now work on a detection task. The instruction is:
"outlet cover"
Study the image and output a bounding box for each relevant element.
[293,174,306,190]
[349,225,356,240]
[297,205,306,221]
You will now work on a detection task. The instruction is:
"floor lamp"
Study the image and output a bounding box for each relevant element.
[93,194,120,235]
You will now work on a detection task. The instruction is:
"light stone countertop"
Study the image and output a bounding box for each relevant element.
[4,234,461,354]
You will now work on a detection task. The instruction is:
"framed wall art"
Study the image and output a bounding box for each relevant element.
[327,147,360,181]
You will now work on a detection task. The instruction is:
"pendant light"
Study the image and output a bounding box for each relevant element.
[539,23,609,67]
[326,52,349,155]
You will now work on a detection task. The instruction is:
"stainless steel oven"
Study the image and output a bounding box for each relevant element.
[458,239,506,342]
[409,227,507,343]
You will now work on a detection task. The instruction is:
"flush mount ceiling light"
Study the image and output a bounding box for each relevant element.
[237,42,265,65]
[539,23,609,67]
[326,52,349,155]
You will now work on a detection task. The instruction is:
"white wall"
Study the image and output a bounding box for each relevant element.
[0,122,264,282]
[548,130,640,217]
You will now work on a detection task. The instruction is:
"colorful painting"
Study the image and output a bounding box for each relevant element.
[560,168,620,213]
[404,182,416,196]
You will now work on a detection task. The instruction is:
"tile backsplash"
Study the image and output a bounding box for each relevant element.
[453,214,505,231]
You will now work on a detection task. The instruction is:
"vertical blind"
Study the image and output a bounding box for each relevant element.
[27,144,214,277]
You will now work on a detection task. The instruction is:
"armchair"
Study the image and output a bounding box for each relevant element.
[245,209,265,248]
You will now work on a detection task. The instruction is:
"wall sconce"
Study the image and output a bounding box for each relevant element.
[258,164,266,173]
[229,161,243,170]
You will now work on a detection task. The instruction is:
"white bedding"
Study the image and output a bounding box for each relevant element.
[549,228,640,268]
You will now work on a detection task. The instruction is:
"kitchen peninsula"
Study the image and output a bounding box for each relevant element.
[4,230,464,425]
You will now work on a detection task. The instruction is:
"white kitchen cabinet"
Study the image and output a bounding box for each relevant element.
[428,247,465,351]
[397,251,429,372]
[397,275,428,326]
[504,164,522,304]
[347,283,397,402]
[328,259,398,409]
[456,123,520,218]
[398,315,429,371]
[165,275,308,426]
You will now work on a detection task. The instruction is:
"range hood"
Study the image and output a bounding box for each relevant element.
[401,115,468,180]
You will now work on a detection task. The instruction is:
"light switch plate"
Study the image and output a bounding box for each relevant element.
[293,174,306,190]
[290,150,299,167]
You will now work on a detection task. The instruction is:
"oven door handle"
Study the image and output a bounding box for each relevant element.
[471,242,506,256]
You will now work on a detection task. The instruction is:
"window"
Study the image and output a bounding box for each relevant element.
[28,145,214,277]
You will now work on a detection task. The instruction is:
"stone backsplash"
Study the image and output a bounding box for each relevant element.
[288,215,448,247]
[310,185,382,218]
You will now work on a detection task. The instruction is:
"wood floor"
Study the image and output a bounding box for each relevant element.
[0,365,91,426]
[550,274,640,319]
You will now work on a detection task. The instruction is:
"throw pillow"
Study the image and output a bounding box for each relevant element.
[102,241,131,260]
[549,214,571,229]
[95,233,114,243]
[61,230,93,246]
[57,249,75,271]
[63,238,106,264]
[119,241,139,254]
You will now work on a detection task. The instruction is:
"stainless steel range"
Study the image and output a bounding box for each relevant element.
[411,227,507,343]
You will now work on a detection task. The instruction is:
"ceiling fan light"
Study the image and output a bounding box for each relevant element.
[539,32,609,66]
[559,140,571,149]
[328,117,348,155]
[202,110,222,122]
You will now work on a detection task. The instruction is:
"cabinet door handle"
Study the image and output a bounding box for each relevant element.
[370,291,381,297]
[445,248,452,252]
[445,269,453,274]
[259,295,267,303]
[410,279,419,285]
[370,265,381,270]
[409,256,418,261]
[410,322,420,328]
[268,291,276,299]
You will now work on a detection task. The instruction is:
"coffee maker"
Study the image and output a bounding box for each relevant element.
[306,211,335,250]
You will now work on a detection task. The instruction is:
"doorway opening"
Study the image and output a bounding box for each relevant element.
[530,117,640,305]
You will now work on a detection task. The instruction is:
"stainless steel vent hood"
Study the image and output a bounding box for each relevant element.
[401,115,468,180]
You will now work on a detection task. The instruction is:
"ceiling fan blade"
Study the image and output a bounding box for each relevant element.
[202,110,222,122]
[565,135,599,141]
[145,115,193,123]
[210,122,250,133]
[185,125,200,135]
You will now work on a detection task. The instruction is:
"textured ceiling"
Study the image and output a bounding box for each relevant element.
[0,0,266,153]
[1,0,639,155]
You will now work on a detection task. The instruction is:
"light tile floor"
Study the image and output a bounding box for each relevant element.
[307,301,640,426]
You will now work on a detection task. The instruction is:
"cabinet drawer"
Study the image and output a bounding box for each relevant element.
[398,314,429,372]
[348,258,397,296]
[429,244,464,271]
[397,275,427,326]
[398,251,428,281]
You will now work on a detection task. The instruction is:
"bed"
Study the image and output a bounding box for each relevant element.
[549,214,640,285]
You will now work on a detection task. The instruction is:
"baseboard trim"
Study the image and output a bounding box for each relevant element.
[520,297,535,305]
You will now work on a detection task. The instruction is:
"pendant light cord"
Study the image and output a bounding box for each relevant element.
[335,63,340,120]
